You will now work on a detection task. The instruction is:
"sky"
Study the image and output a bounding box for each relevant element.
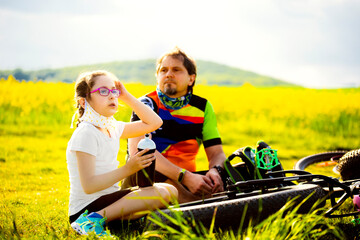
[0,0,359,88]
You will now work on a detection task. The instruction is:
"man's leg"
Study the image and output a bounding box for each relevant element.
[165,178,206,203]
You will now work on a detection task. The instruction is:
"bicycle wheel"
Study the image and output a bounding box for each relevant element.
[151,184,326,230]
[294,151,347,171]
[337,149,360,180]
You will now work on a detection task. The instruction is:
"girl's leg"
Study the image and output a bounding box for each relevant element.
[97,183,178,221]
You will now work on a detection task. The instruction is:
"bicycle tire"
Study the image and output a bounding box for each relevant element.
[151,184,326,230]
[337,149,360,180]
[294,151,347,171]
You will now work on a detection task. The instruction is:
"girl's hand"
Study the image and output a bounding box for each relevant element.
[126,149,155,174]
[115,80,130,100]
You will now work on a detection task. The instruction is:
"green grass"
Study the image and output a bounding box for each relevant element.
[1,123,359,239]
[0,125,72,239]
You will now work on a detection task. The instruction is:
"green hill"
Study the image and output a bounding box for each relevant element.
[0,59,295,86]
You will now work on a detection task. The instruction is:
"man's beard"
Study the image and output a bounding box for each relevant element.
[163,84,177,96]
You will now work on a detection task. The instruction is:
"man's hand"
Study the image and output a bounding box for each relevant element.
[182,171,214,196]
[206,168,224,193]
[204,144,226,193]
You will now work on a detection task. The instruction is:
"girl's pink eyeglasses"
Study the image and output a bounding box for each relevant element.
[90,87,120,98]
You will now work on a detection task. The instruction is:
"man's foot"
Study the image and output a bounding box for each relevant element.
[71,210,110,237]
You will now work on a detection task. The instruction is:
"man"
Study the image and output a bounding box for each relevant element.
[124,47,226,203]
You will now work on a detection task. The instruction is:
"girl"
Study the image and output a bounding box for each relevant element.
[66,70,178,237]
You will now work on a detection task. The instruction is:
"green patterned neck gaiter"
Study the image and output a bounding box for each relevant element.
[156,87,192,110]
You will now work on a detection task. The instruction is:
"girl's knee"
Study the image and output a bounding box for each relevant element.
[155,183,178,202]
[167,185,178,199]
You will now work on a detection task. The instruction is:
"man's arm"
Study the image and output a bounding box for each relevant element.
[200,99,226,193]
[205,144,226,193]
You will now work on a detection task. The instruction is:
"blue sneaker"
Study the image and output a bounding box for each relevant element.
[71,210,110,237]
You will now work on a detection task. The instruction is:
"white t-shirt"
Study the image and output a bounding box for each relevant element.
[66,121,125,216]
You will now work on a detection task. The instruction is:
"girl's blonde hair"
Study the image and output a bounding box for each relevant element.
[74,70,118,127]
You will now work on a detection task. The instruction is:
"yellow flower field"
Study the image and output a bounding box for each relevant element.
[1,76,359,168]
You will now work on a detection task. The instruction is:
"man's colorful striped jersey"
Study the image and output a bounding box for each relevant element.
[131,91,222,172]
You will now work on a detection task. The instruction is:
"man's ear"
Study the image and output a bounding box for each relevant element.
[79,98,85,109]
[188,74,196,87]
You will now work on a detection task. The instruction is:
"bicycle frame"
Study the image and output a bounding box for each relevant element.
[225,170,360,218]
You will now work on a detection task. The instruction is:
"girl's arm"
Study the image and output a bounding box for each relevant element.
[116,81,162,139]
[76,149,154,194]
[128,135,214,195]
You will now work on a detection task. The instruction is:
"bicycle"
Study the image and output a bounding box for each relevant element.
[151,144,360,230]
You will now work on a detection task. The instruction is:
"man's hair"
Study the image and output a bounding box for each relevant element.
[156,47,197,91]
